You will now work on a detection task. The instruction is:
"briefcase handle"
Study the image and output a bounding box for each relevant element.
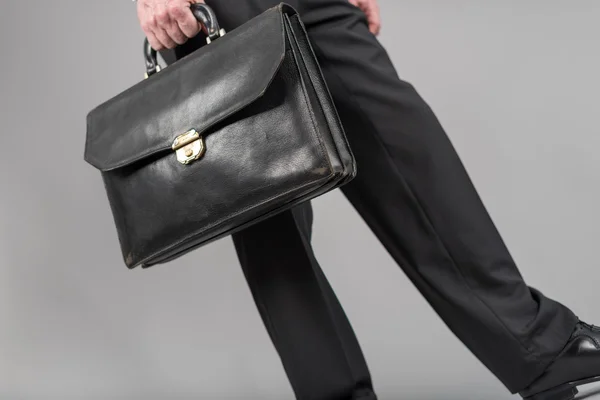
[143,3,226,78]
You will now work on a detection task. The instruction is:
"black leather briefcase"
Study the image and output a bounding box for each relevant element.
[84,3,356,269]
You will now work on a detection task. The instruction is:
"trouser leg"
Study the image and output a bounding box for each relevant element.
[296,0,578,393]
[173,0,579,394]
[173,5,376,397]
[232,202,376,400]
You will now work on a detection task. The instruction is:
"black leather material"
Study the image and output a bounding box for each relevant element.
[84,3,356,268]
[520,322,600,398]
[190,3,222,39]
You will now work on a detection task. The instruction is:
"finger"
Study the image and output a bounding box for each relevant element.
[139,8,165,50]
[149,3,177,49]
[138,6,157,36]
[152,27,178,49]
[154,3,171,30]
[366,1,381,35]
[165,21,188,45]
[348,0,359,6]
[169,2,201,38]
[368,14,381,35]
[146,30,164,51]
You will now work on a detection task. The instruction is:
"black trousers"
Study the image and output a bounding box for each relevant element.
[173,1,579,398]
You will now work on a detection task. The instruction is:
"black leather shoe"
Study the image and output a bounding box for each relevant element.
[520,321,600,400]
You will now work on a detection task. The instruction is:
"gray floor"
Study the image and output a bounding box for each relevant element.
[1,1,600,399]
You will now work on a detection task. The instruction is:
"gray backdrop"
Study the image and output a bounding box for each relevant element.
[1,1,599,399]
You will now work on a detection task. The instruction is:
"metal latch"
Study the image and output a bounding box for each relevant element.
[172,129,206,165]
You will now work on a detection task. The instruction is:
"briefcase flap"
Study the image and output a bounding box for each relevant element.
[84,7,285,172]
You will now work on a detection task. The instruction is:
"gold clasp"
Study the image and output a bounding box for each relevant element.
[172,129,206,165]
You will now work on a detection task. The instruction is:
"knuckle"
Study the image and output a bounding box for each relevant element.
[166,2,184,17]
[140,20,151,32]
[155,9,169,24]
[146,15,157,29]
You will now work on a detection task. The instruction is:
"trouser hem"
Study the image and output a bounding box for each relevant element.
[510,313,579,394]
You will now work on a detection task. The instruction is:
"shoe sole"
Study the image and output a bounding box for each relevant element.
[524,376,600,400]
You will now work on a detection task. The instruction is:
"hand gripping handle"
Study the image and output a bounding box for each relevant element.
[143,3,225,78]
